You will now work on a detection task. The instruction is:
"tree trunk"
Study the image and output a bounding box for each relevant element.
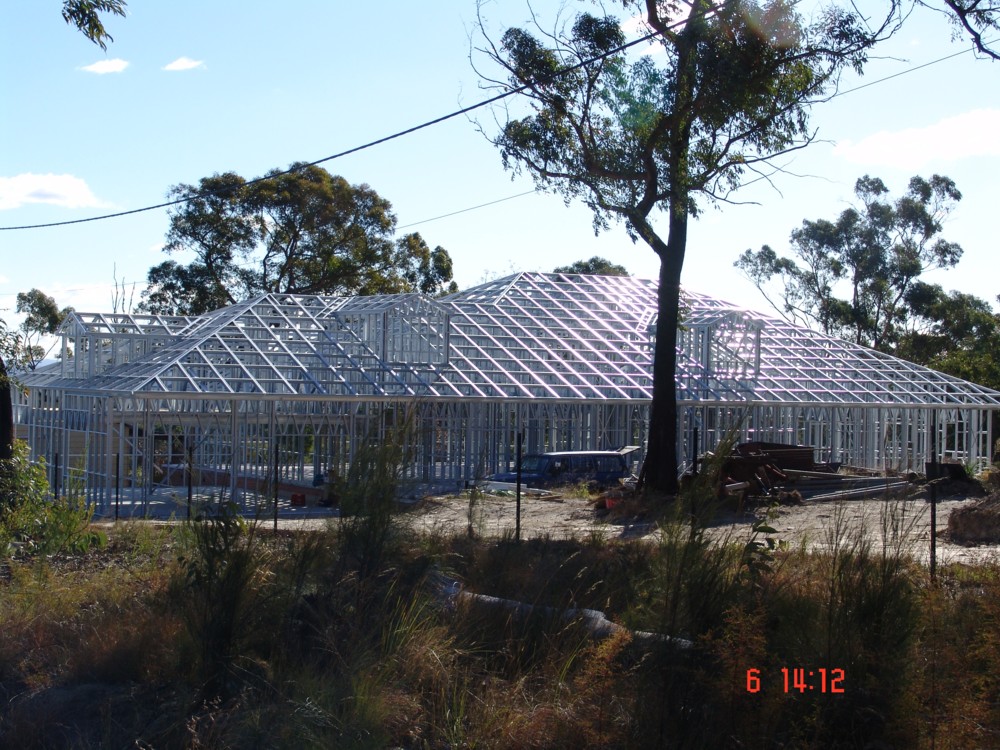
[0,356,13,463]
[635,209,687,495]
[634,6,698,496]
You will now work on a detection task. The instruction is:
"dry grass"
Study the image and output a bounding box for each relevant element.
[3,494,1000,748]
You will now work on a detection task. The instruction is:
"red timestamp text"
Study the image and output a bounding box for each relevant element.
[745,667,845,694]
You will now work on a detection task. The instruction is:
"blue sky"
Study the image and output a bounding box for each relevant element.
[1,1,998,340]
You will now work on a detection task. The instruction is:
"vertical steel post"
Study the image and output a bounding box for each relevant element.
[515,431,522,543]
[273,439,279,532]
[187,446,193,521]
[692,426,699,475]
[930,409,938,581]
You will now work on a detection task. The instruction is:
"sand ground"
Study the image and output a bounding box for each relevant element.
[397,488,1000,567]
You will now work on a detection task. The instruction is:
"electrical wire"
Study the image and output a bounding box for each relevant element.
[0,18,674,232]
[0,18,992,235]
[0,188,539,300]
[836,43,979,95]
[396,189,537,230]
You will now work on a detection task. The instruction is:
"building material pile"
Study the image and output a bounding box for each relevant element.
[719,441,912,502]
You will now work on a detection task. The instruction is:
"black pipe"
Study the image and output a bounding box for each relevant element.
[273,441,279,531]
[515,432,522,543]
[930,410,938,581]
[187,447,193,520]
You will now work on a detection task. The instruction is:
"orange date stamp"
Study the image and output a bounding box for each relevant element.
[746,668,845,694]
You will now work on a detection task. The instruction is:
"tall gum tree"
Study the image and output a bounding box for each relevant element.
[141,164,457,315]
[475,0,899,493]
[735,174,965,352]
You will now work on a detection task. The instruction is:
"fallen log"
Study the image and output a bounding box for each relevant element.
[430,571,692,649]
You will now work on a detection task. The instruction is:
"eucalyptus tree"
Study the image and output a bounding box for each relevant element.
[554,256,629,276]
[15,289,73,370]
[918,0,1000,60]
[476,1,899,492]
[897,287,1000,390]
[62,0,126,49]
[735,174,964,352]
[141,164,457,315]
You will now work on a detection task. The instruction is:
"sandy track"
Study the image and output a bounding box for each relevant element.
[401,490,1000,567]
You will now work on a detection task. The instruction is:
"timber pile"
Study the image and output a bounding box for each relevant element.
[734,441,838,473]
[787,472,911,501]
[719,442,913,502]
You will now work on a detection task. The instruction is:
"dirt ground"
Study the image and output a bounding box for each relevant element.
[399,486,1000,567]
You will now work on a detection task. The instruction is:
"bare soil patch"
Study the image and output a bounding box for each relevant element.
[404,482,1000,567]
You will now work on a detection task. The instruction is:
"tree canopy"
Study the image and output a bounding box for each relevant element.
[140,164,457,316]
[477,0,897,492]
[896,286,1000,389]
[553,256,629,276]
[15,289,73,370]
[61,0,126,50]
[918,0,1000,60]
[735,174,964,352]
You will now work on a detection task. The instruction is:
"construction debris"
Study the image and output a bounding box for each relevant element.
[715,441,919,503]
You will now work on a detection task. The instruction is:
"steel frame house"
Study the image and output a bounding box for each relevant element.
[14,272,1000,511]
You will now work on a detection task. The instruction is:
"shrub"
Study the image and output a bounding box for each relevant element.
[0,441,105,557]
[173,502,306,699]
[336,411,414,582]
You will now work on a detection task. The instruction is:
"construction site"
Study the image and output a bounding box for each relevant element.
[12,272,1000,515]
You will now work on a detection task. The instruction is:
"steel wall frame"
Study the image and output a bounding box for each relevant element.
[15,394,648,511]
[13,272,1000,510]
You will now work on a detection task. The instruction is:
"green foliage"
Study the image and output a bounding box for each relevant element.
[736,173,967,352]
[336,412,414,581]
[173,502,306,698]
[480,1,897,492]
[641,509,742,638]
[396,232,459,296]
[0,318,32,378]
[488,2,887,227]
[739,510,784,586]
[553,255,629,276]
[14,289,72,370]
[896,286,1000,389]
[0,441,105,557]
[737,172,1000,387]
[8,503,1000,747]
[140,164,457,315]
[916,0,1000,61]
[61,0,126,50]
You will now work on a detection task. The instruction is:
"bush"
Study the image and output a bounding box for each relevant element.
[336,412,414,582]
[0,441,105,557]
[171,500,333,703]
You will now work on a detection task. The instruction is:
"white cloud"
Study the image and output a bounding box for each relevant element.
[833,109,1000,168]
[0,174,108,211]
[163,57,205,71]
[80,58,129,74]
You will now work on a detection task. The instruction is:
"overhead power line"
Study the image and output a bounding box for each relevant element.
[0,18,675,233]
[397,190,537,230]
[1,22,992,234]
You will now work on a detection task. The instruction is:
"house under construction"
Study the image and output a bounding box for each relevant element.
[13,272,1000,512]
